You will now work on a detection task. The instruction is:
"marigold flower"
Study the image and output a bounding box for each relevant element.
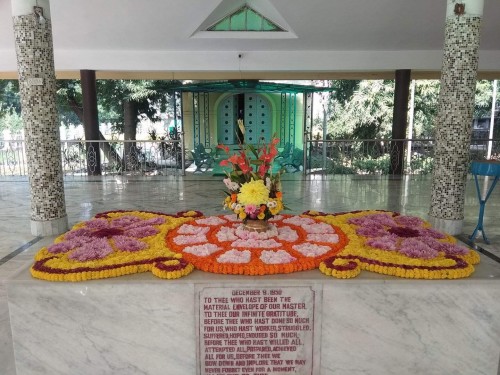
[237,179,269,206]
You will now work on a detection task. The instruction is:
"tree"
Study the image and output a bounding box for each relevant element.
[329,80,394,140]
[97,80,180,169]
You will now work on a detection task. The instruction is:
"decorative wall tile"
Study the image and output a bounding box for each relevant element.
[12,14,67,224]
[430,16,481,221]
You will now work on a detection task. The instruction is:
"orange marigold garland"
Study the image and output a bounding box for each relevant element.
[166,214,349,275]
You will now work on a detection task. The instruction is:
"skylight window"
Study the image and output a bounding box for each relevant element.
[207,5,284,32]
[191,0,296,39]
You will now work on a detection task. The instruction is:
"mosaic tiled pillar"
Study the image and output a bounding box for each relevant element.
[12,0,68,236]
[429,0,483,235]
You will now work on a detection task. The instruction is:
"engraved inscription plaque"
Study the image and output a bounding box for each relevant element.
[27,77,43,86]
[196,285,321,375]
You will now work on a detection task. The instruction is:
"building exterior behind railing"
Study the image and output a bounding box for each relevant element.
[0,138,498,177]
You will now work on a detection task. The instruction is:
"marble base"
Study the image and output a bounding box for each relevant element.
[30,216,69,237]
[0,284,16,375]
[6,262,500,375]
[428,216,463,236]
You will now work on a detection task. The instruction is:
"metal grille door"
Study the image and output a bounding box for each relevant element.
[244,94,271,144]
[217,96,238,144]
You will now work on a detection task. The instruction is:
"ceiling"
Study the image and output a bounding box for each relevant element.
[1,0,499,79]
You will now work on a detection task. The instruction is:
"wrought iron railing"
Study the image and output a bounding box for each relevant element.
[0,139,188,177]
[0,138,498,177]
[304,138,500,175]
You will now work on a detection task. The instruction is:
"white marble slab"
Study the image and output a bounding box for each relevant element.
[6,260,500,375]
[8,280,196,375]
[0,283,16,375]
[322,283,500,375]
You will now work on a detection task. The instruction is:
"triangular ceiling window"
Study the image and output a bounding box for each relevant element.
[207,5,285,32]
[191,0,296,39]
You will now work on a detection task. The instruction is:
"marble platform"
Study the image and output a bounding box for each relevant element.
[2,174,500,374]
[6,254,500,375]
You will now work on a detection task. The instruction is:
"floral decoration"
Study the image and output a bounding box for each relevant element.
[31,211,195,282]
[166,214,348,275]
[314,210,480,279]
[218,132,284,222]
[30,209,480,281]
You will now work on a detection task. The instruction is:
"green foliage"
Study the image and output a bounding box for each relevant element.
[329,80,394,139]
[326,79,498,142]
[474,80,497,119]
[56,80,82,125]
[353,154,391,174]
[412,80,440,138]
[0,80,21,118]
[409,155,434,174]
[0,110,23,134]
[97,80,180,132]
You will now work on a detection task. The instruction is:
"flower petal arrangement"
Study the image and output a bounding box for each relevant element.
[307,210,480,279]
[166,214,349,275]
[31,210,198,281]
[30,209,480,281]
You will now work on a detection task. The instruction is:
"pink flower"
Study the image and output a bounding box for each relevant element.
[366,235,399,251]
[399,238,439,259]
[351,213,455,260]
[184,243,221,256]
[244,204,258,215]
[47,215,165,261]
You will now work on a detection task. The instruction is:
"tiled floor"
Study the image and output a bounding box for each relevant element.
[1,173,499,276]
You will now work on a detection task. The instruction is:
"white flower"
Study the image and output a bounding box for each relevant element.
[260,250,296,264]
[267,201,277,208]
[292,243,331,257]
[184,243,221,256]
[223,178,240,191]
[266,177,272,190]
[217,249,251,264]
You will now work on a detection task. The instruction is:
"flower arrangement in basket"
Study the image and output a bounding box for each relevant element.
[218,130,284,227]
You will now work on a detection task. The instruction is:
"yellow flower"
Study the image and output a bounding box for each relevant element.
[237,179,269,206]
[257,212,265,220]
[239,211,247,220]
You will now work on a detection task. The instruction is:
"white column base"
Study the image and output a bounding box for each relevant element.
[428,216,463,236]
[31,216,68,236]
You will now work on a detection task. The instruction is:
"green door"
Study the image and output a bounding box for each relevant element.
[244,93,271,144]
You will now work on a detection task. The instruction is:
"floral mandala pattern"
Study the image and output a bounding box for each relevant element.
[31,209,480,281]
[166,214,348,275]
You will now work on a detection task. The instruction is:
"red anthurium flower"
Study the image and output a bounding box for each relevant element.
[258,163,269,178]
[268,145,278,159]
[228,154,240,165]
[217,144,230,153]
[220,160,229,166]
[239,163,253,174]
